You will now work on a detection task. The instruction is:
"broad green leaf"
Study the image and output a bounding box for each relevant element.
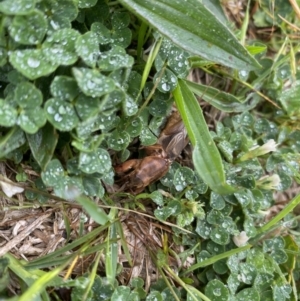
[76,195,109,225]
[279,80,300,115]
[0,0,36,15]
[42,29,80,65]
[9,49,58,80]
[73,67,115,98]
[185,80,258,112]
[0,127,25,158]
[91,22,111,45]
[75,94,100,120]
[45,98,79,131]
[0,99,17,127]
[9,10,47,45]
[118,0,260,70]
[173,79,236,194]
[27,123,58,170]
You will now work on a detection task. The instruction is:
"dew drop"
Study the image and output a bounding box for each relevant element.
[27,57,40,68]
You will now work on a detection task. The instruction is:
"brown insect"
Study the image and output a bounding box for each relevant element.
[114,110,188,194]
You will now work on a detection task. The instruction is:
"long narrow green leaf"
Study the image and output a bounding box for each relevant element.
[173,79,236,194]
[76,195,110,225]
[185,80,259,112]
[117,0,260,70]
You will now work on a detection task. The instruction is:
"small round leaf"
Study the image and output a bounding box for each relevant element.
[45,98,79,131]
[50,76,80,101]
[79,148,111,174]
[75,31,99,67]
[9,49,58,80]
[18,107,47,133]
[107,130,130,151]
[154,68,177,93]
[42,29,80,65]
[41,159,65,186]
[0,99,17,127]
[73,67,115,98]
[205,279,229,301]
[14,82,42,108]
[9,10,47,45]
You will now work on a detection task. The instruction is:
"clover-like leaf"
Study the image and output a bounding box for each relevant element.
[154,68,177,93]
[27,123,58,170]
[9,10,47,45]
[37,0,78,21]
[42,29,80,65]
[125,117,143,137]
[78,0,97,8]
[14,82,42,108]
[98,46,134,71]
[173,167,194,191]
[0,0,35,15]
[75,31,99,67]
[82,176,105,197]
[148,98,169,117]
[0,127,25,158]
[41,159,65,187]
[236,288,260,301]
[0,99,17,127]
[91,22,111,45]
[79,148,111,174]
[50,76,80,101]
[122,94,138,116]
[73,67,115,98]
[9,49,58,80]
[107,130,130,151]
[210,227,230,245]
[75,94,100,120]
[205,279,229,301]
[45,98,79,131]
[18,107,47,133]
[139,127,157,146]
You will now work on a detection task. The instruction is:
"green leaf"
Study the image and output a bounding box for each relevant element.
[0,0,36,15]
[9,49,58,80]
[50,76,80,101]
[122,94,138,116]
[42,29,80,65]
[9,10,47,45]
[111,286,131,301]
[118,0,260,70]
[41,159,65,187]
[78,148,112,174]
[91,22,111,45]
[97,46,134,71]
[0,99,17,127]
[73,67,115,98]
[185,80,259,112]
[14,82,42,108]
[26,123,58,170]
[173,79,236,194]
[78,0,97,8]
[75,31,99,68]
[205,279,229,301]
[107,130,130,151]
[237,288,260,301]
[18,107,47,133]
[37,0,78,21]
[0,127,25,158]
[45,98,79,131]
[154,68,177,93]
[76,195,109,225]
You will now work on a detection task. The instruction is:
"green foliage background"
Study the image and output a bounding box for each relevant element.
[0,0,300,300]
